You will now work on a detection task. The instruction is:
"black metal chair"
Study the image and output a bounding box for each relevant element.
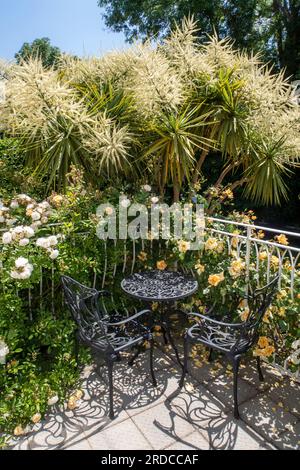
[61,275,157,419]
[179,276,279,419]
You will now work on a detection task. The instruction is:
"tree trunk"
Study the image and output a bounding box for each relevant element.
[192,148,209,184]
[173,182,180,203]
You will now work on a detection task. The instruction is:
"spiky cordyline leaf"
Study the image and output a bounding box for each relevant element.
[243,137,293,206]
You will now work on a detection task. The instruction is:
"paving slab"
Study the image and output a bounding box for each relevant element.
[9,348,300,451]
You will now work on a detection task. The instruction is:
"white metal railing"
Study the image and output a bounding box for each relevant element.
[1,216,300,379]
[205,216,300,298]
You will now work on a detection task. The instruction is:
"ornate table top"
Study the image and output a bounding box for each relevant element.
[121,270,198,302]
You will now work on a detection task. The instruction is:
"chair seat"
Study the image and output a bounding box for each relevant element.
[187,322,251,354]
[81,312,150,353]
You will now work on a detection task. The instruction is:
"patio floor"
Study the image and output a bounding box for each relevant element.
[12,340,300,451]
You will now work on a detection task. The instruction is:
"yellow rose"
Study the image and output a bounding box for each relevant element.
[278,307,286,317]
[67,396,78,410]
[258,336,269,348]
[222,188,234,199]
[271,255,279,267]
[231,230,240,248]
[195,262,205,275]
[216,241,225,253]
[74,390,84,400]
[259,251,268,261]
[277,290,287,300]
[14,425,25,436]
[138,251,148,262]
[264,345,275,357]
[297,294,300,300]
[157,260,167,271]
[208,272,225,287]
[52,195,64,207]
[240,307,250,322]
[254,339,275,357]
[205,237,219,251]
[31,413,42,424]
[228,258,245,278]
[276,234,289,246]
[178,240,190,253]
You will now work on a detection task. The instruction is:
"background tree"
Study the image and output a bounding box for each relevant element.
[15,37,62,68]
[98,0,300,78]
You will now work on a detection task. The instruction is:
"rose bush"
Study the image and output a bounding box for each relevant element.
[0,170,299,444]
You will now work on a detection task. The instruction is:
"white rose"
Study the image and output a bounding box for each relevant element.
[142,185,152,192]
[18,194,31,202]
[2,232,12,244]
[40,201,50,210]
[31,211,41,221]
[11,270,21,280]
[15,257,29,268]
[19,238,30,247]
[14,226,24,235]
[36,237,51,249]
[10,201,19,209]
[151,197,159,204]
[49,250,59,260]
[48,236,58,246]
[120,198,130,208]
[0,216,5,223]
[23,227,35,238]
[19,265,33,280]
[105,207,114,216]
[48,395,59,406]
[31,221,42,229]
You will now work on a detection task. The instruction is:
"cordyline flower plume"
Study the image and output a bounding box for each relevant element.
[0,16,299,202]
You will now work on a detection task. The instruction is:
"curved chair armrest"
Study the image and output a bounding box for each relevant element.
[187,312,247,329]
[95,289,111,298]
[107,309,152,327]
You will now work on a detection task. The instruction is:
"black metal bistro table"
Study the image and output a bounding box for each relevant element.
[121,270,198,366]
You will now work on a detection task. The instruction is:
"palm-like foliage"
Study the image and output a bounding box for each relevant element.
[243,136,293,206]
[23,114,96,192]
[145,104,214,200]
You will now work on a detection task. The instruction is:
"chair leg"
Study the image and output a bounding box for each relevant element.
[107,360,115,420]
[179,336,189,388]
[161,325,169,345]
[256,356,264,382]
[149,338,157,387]
[232,355,241,419]
[208,348,213,363]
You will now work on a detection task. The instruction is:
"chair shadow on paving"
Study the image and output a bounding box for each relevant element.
[15,355,169,450]
[13,343,299,450]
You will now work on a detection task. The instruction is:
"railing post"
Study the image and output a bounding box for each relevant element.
[245,225,251,297]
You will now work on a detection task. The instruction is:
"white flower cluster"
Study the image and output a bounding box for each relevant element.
[26,200,52,229]
[36,235,59,260]
[0,204,12,225]
[0,195,54,230]
[2,225,35,246]
[10,257,34,280]
[0,339,9,365]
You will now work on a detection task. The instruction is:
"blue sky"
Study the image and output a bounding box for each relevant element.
[0,0,128,60]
